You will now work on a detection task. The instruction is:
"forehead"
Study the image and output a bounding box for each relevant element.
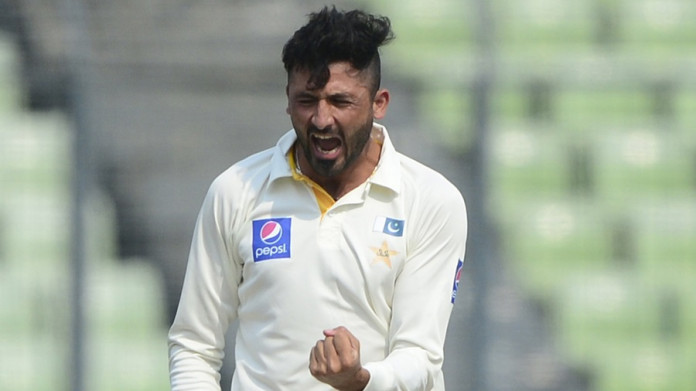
[288,62,370,93]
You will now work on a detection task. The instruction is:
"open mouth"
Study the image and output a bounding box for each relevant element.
[311,134,342,160]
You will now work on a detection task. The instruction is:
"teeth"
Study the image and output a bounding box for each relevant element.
[311,134,341,155]
[316,143,339,153]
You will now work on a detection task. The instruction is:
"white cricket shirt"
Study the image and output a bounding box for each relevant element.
[168,124,468,390]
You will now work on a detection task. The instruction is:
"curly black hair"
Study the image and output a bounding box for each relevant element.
[282,6,394,95]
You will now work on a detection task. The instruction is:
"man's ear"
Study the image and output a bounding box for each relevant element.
[372,88,390,119]
[285,85,290,115]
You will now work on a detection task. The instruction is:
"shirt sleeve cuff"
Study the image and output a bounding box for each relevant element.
[362,361,394,391]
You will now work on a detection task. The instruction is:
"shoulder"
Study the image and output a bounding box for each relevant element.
[208,130,295,197]
[203,147,277,212]
[398,153,465,207]
[210,148,275,193]
[396,153,468,255]
[396,153,467,241]
[196,147,278,230]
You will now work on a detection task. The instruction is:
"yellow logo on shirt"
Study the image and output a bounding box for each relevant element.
[370,241,398,268]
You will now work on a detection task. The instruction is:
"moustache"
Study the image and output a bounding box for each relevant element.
[308,124,335,133]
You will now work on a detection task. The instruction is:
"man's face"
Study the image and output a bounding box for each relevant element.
[286,62,386,179]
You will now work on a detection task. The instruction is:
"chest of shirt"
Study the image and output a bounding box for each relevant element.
[231,181,409,309]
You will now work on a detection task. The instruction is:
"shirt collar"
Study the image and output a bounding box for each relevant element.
[368,123,402,194]
[268,124,402,194]
[268,129,297,183]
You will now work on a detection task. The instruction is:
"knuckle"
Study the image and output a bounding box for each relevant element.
[340,355,353,367]
[310,362,325,376]
[327,361,342,374]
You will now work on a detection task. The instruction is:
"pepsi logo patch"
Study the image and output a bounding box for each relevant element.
[252,218,291,262]
[451,259,463,304]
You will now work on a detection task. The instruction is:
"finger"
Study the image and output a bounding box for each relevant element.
[331,330,353,355]
[322,336,340,365]
[314,339,326,363]
[309,340,326,376]
[331,326,360,350]
[346,329,360,350]
[309,346,318,373]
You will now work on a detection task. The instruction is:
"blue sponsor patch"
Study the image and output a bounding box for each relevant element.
[252,218,291,262]
[451,259,463,303]
[373,216,405,237]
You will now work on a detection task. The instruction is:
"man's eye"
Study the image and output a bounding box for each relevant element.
[297,99,316,106]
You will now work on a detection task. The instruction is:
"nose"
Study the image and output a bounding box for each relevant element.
[311,99,334,130]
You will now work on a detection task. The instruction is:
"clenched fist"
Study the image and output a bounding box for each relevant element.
[309,326,370,391]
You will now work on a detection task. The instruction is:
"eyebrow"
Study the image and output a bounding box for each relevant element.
[291,91,316,99]
[327,92,356,101]
[292,91,357,101]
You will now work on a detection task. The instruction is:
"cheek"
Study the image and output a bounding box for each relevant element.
[335,108,366,126]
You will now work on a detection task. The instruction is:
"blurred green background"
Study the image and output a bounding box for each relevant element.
[380,1,696,389]
[0,0,694,390]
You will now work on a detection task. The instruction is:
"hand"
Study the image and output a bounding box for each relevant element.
[309,326,370,391]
